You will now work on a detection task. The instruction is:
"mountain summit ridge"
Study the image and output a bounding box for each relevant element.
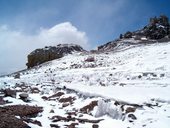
[98,15,170,52]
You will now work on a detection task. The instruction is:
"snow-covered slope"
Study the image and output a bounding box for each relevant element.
[0,42,170,128]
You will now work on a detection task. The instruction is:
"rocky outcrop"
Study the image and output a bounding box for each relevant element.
[135,15,169,39]
[122,15,170,40]
[98,15,170,52]
[0,105,43,128]
[26,44,85,68]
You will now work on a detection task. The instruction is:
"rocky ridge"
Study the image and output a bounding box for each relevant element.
[98,15,170,52]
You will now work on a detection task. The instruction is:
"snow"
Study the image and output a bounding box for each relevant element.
[0,42,170,127]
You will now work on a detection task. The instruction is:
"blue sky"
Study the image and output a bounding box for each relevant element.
[0,0,170,74]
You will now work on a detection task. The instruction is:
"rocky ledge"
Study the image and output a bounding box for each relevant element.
[26,44,85,68]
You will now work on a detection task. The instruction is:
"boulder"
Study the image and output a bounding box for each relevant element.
[14,73,20,79]
[92,124,99,128]
[3,89,16,98]
[19,93,29,102]
[26,44,85,68]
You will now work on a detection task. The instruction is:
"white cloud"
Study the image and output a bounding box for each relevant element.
[0,22,89,75]
[38,22,88,47]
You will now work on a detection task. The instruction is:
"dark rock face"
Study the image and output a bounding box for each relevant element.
[98,15,170,52]
[98,41,117,51]
[26,44,85,68]
[130,15,169,40]
[3,89,17,98]
[124,31,133,38]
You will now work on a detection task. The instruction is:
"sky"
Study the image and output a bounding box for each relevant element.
[0,0,170,75]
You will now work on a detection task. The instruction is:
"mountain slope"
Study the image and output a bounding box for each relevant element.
[0,42,170,128]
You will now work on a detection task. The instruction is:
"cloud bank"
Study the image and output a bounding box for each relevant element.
[0,22,89,75]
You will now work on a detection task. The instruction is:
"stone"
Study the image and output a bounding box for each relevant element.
[85,56,95,62]
[19,93,29,102]
[50,124,60,128]
[80,101,98,113]
[48,92,65,99]
[3,89,16,98]
[50,109,55,113]
[0,96,5,105]
[128,114,137,120]
[41,96,48,100]
[22,118,42,127]
[14,73,20,79]
[92,124,99,128]
[59,96,75,103]
[125,107,136,113]
[19,93,28,99]
[26,44,85,68]
[119,34,123,39]
[124,31,133,38]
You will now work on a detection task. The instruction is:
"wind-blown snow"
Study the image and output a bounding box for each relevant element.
[0,42,170,128]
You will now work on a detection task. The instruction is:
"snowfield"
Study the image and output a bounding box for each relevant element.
[0,42,170,128]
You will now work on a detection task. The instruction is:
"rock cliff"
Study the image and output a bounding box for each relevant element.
[26,44,85,68]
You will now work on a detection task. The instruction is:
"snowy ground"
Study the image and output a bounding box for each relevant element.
[0,42,170,128]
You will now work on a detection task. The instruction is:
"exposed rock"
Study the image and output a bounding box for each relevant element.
[19,93,29,102]
[137,15,169,40]
[85,56,95,62]
[0,105,43,117]
[62,102,70,108]
[50,124,60,128]
[119,34,123,39]
[125,107,136,113]
[26,44,85,68]
[80,101,98,113]
[50,109,55,113]
[92,124,99,128]
[3,89,16,98]
[124,31,133,38]
[0,105,43,128]
[22,118,42,127]
[98,41,117,51]
[0,96,6,105]
[98,15,170,52]
[59,96,76,103]
[66,111,77,116]
[66,123,79,128]
[0,113,30,128]
[14,73,20,79]
[51,115,68,122]
[48,92,65,99]
[50,115,103,124]
[128,114,137,120]
[30,87,40,93]
[41,96,48,100]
